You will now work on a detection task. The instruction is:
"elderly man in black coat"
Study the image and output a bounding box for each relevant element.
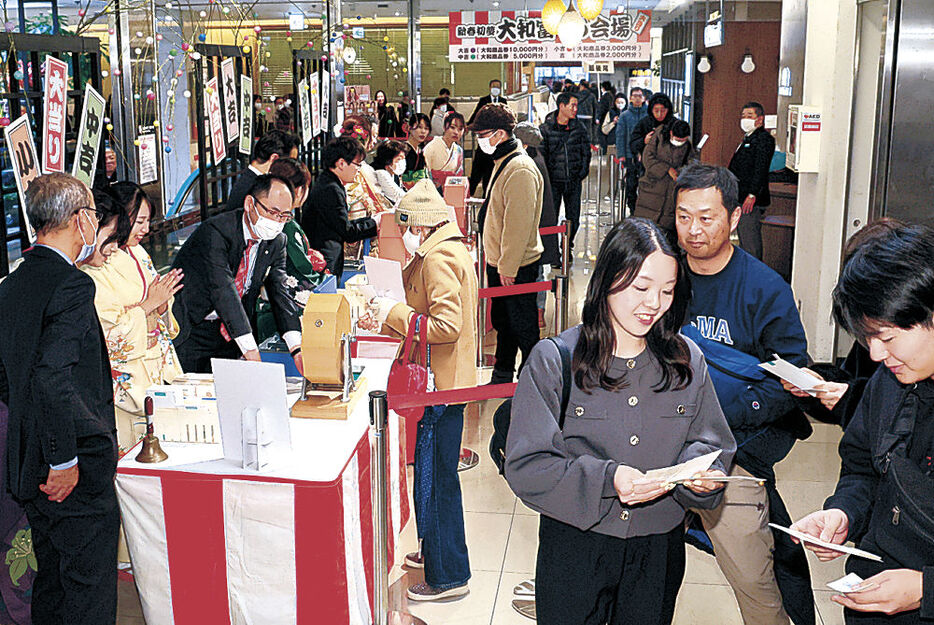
[0,173,119,625]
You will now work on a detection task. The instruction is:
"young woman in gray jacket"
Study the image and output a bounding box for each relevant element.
[505,218,736,625]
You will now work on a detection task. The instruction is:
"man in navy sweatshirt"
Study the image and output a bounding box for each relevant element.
[674,163,814,625]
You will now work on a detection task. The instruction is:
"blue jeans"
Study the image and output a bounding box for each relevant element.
[413,403,471,589]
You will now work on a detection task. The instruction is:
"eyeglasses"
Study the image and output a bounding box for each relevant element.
[349,159,364,169]
[74,206,102,222]
[475,130,496,139]
[254,198,292,223]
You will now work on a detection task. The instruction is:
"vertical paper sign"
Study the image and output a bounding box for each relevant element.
[220,58,239,144]
[138,133,158,184]
[3,115,39,242]
[298,78,313,146]
[309,73,322,138]
[206,76,227,165]
[71,85,106,189]
[319,72,330,136]
[239,75,254,155]
[41,56,68,174]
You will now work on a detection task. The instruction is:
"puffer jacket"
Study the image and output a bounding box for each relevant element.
[539,111,592,184]
[632,129,697,231]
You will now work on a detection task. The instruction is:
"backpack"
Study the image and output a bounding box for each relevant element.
[489,335,573,475]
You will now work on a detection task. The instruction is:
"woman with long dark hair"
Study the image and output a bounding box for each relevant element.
[505,217,735,625]
[403,113,431,189]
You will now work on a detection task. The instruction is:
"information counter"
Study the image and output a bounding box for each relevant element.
[115,359,409,625]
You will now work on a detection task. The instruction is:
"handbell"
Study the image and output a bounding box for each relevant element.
[136,397,169,464]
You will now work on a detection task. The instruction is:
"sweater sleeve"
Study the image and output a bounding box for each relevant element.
[504,339,618,531]
[495,165,541,278]
[672,359,737,510]
[742,279,810,429]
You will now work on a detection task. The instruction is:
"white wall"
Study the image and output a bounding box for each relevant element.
[789,0,859,362]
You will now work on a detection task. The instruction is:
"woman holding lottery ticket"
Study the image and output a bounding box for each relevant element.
[504,218,735,625]
[791,223,934,624]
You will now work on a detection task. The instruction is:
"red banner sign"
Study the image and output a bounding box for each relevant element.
[42,56,68,173]
[207,76,227,165]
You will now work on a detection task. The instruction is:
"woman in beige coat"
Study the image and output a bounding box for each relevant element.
[360,178,477,603]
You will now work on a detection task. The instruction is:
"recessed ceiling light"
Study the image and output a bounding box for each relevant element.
[493,0,500,5]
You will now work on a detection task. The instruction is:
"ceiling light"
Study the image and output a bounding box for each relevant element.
[697,55,711,73]
[542,0,567,36]
[577,0,603,21]
[741,53,756,73]
[557,8,586,48]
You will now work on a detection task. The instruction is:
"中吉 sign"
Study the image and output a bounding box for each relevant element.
[449,10,651,63]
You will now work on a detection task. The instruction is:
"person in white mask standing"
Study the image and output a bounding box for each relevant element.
[469,103,544,384]
[170,174,305,374]
[358,178,478,602]
[728,101,776,261]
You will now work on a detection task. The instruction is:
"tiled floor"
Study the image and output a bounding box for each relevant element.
[117,185,851,624]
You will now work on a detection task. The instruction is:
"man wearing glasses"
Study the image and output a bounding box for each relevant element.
[171,174,305,374]
[0,173,120,624]
[302,136,378,281]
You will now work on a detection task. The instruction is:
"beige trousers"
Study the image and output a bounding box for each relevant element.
[693,465,790,625]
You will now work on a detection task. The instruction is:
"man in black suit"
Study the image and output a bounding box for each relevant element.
[0,172,119,624]
[467,79,503,195]
[729,101,776,260]
[173,174,304,373]
[302,137,377,282]
[226,130,300,213]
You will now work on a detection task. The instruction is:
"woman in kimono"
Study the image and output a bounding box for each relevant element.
[81,182,184,454]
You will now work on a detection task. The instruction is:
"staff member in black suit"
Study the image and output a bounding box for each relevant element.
[0,173,119,625]
[226,130,300,213]
[729,101,776,261]
[172,174,304,374]
[302,136,378,282]
[467,79,504,195]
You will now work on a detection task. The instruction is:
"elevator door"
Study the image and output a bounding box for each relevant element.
[875,0,934,225]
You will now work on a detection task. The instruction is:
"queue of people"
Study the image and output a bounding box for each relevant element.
[2,85,934,625]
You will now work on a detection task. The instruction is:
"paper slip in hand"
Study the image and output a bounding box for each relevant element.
[759,355,824,396]
[768,523,883,562]
[363,256,405,302]
[827,573,875,594]
[644,450,721,484]
[667,474,765,485]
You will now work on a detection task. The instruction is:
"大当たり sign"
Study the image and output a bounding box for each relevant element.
[41,55,68,174]
[449,10,651,63]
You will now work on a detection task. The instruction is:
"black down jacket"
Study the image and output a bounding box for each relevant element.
[539,111,592,184]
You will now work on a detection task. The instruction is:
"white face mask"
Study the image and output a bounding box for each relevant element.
[616,102,626,110]
[76,210,97,263]
[490,87,501,97]
[670,138,687,147]
[740,118,757,133]
[250,204,286,240]
[392,159,407,176]
[402,229,421,254]
[478,135,497,155]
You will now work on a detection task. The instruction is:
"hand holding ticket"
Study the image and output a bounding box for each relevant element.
[644,450,721,484]
[759,355,825,396]
[769,523,882,562]
[827,573,877,594]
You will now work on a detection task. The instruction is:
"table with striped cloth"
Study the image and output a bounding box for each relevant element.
[115,358,409,625]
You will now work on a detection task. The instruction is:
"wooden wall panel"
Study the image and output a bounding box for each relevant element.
[696,21,781,169]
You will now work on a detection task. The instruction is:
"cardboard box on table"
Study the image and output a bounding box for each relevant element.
[443,176,469,235]
[377,212,406,264]
[115,358,410,625]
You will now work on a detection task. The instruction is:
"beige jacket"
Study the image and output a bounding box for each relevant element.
[483,146,544,278]
[383,222,478,391]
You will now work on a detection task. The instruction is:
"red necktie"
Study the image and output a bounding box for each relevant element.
[220,239,257,342]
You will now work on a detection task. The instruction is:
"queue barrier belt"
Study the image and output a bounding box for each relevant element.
[388,382,517,411]
[478,280,553,299]
[538,224,567,236]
